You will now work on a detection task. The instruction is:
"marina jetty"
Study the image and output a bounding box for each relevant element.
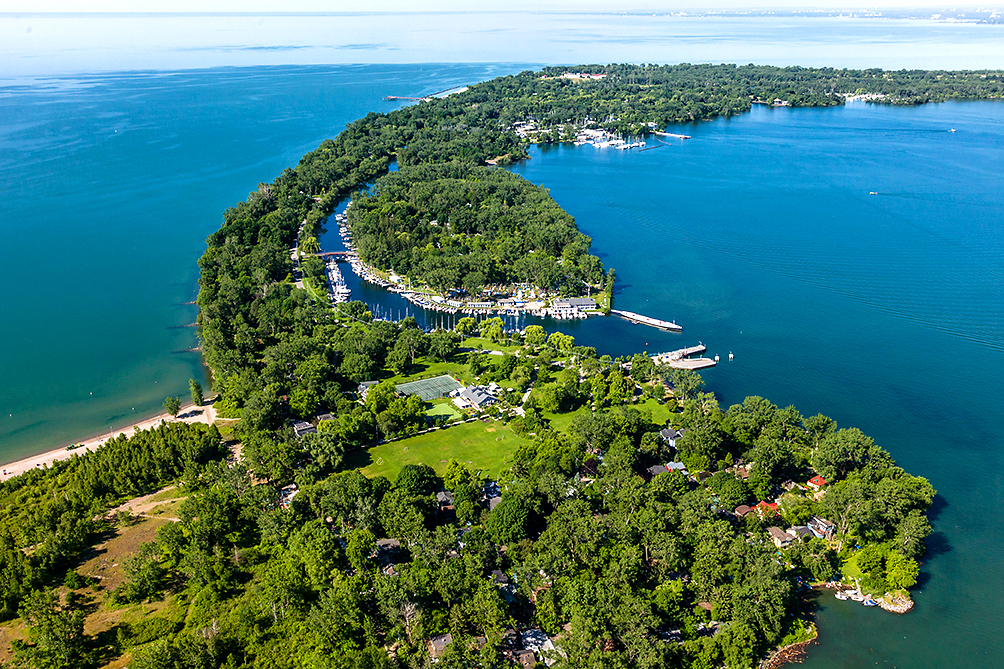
[332,208,605,321]
[611,309,682,331]
[653,344,717,370]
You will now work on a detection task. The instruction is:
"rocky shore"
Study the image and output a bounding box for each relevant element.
[878,593,915,614]
[760,635,818,669]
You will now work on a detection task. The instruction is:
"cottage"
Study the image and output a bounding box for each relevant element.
[755,501,779,518]
[490,569,510,586]
[733,466,750,480]
[659,427,686,448]
[767,526,793,548]
[436,491,455,507]
[278,484,298,509]
[666,461,689,475]
[521,628,549,654]
[291,420,316,438]
[500,628,521,651]
[514,650,536,669]
[374,538,402,567]
[488,495,503,511]
[696,471,712,483]
[428,633,453,659]
[734,504,753,518]
[787,525,815,541]
[357,380,380,399]
[808,515,836,540]
[807,475,827,491]
[647,464,668,479]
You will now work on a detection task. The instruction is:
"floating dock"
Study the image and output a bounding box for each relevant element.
[654,131,692,139]
[610,309,682,332]
[653,345,717,370]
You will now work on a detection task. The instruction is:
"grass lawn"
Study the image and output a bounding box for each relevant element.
[840,551,865,582]
[426,401,461,421]
[635,397,676,425]
[461,337,522,354]
[543,406,590,433]
[346,420,526,481]
[384,359,473,385]
[542,398,674,433]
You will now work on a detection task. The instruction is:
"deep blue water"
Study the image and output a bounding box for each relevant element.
[508,102,1004,668]
[2,62,1004,668]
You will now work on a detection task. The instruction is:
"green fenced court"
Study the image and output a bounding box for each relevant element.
[396,374,464,401]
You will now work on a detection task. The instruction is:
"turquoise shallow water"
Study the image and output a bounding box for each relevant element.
[0,63,526,462]
[1,63,1003,667]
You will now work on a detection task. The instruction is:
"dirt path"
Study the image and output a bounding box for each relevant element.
[109,485,186,523]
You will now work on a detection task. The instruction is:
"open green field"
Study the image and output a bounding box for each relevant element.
[426,401,462,421]
[636,397,676,425]
[460,336,522,354]
[542,397,674,433]
[384,359,474,385]
[345,420,525,481]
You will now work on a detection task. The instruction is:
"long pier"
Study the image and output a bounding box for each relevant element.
[653,345,717,370]
[654,131,692,139]
[610,309,682,332]
[384,86,469,103]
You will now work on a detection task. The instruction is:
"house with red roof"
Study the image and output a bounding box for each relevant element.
[755,501,779,518]
[806,475,827,491]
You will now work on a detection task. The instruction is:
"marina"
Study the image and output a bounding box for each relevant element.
[332,208,603,322]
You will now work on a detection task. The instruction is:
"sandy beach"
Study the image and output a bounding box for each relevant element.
[0,402,217,482]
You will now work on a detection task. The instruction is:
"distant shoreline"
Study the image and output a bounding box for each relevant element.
[0,402,216,482]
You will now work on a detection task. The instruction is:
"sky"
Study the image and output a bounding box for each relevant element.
[0,0,986,12]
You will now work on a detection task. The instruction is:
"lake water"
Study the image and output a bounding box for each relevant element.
[2,11,1004,667]
[0,63,525,461]
[508,102,1004,668]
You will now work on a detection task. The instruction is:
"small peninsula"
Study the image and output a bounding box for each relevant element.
[5,62,990,669]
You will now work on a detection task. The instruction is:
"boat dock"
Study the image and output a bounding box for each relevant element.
[654,131,692,139]
[652,345,717,370]
[610,309,682,332]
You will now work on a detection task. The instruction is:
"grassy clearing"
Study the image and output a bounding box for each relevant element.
[461,337,522,354]
[346,420,526,481]
[542,398,674,433]
[385,360,473,385]
[426,401,461,421]
[636,397,675,425]
[80,518,171,592]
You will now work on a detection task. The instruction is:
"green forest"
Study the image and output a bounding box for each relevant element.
[0,62,968,668]
[347,164,606,295]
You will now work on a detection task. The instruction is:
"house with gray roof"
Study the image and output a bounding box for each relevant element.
[291,420,316,438]
[454,385,497,411]
[659,427,685,447]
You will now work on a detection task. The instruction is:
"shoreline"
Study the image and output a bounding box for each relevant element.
[0,401,217,482]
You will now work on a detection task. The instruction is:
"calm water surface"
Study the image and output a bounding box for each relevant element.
[0,63,526,460]
[1,61,1003,667]
[508,102,1004,668]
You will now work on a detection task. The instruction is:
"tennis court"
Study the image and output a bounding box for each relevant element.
[396,374,464,401]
